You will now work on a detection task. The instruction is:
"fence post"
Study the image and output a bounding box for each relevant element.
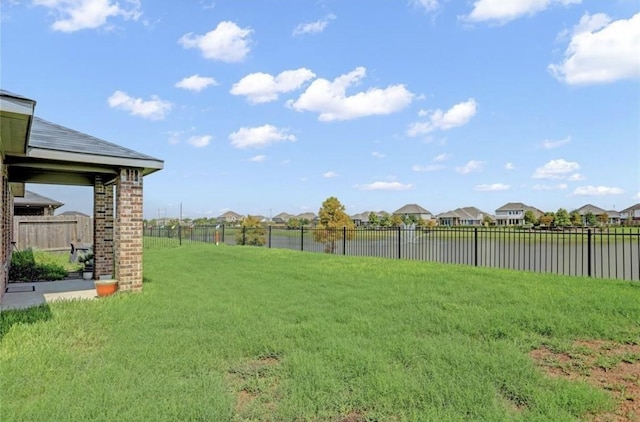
[242,226,246,245]
[268,226,272,248]
[474,227,478,267]
[397,226,401,259]
[301,227,304,251]
[587,228,592,277]
[341,227,346,255]
[222,225,225,243]
[178,225,182,246]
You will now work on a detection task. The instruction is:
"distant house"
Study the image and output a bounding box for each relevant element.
[351,211,390,227]
[217,211,244,224]
[57,210,90,218]
[437,207,492,226]
[296,212,317,224]
[13,190,63,216]
[248,214,268,223]
[572,204,615,225]
[620,203,640,225]
[495,202,543,226]
[393,204,432,221]
[606,210,621,225]
[272,212,293,224]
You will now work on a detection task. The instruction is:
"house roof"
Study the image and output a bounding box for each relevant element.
[296,212,316,220]
[393,204,431,215]
[30,117,160,162]
[14,190,63,208]
[438,207,490,220]
[3,90,164,187]
[218,211,244,219]
[495,202,543,214]
[621,203,640,213]
[57,210,91,217]
[573,204,607,215]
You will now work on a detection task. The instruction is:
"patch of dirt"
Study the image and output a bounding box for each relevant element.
[337,411,369,422]
[530,340,640,421]
[226,356,281,418]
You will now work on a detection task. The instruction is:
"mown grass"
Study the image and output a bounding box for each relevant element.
[1,244,639,421]
[32,249,83,273]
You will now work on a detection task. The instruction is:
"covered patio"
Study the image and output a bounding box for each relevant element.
[0,89,163,303]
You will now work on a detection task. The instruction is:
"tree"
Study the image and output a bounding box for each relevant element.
[391,214,404,227]
[570,211,582,227]
[236,216,266,246]
[287,217,301,229]
[313,197,355,253]
[539,212,555,227]
[368,212,380,228]
[380,214,392,227]
[524,210,537,225]
[585,211,597,227]
[596,213,609,226]
[555,208,571,227]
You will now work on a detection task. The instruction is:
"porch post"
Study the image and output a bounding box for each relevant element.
[115,168,143,292]
[0,157,8,298]
[94,176,114,280]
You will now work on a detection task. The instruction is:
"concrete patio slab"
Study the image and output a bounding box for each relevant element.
[1,279,97,311]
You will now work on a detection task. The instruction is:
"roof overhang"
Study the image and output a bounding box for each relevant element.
[0,92,36,156]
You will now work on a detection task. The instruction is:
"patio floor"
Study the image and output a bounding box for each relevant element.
[1,279,97,311]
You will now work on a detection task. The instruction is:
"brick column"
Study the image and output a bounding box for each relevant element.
[115,168,143,292]
[94,176,114,280]
[1,157,7,300]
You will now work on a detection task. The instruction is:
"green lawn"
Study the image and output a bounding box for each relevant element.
[1,244,639,421]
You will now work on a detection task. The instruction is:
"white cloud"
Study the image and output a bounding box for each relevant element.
[293,14,335,36]
[463,0,580,24]
[505,162,515,170]
[568,173,585,181]
[573,186,624,196]
[179,21,252,62]
[186,135,212,148]
[633,192,640,200]
[411,0,439,13]
[540,136,571,149]
[549,12,640,85]
[532,159,580,179]
[175,74,218,92]
[229,124,295,149]
[288,67,414,121]
[532,183,568,190]
[433,153,451,161]
[407,99,477,136]
[357,181,413,191]
[107,90,172,120]
[33,0,141,32]
[323,171,338,178]
[231,68,315,104]
[371,151,385,158]
[475,183,510,191]
[412,164,444,172]
[250,155,266,162]
[456,160,485,174]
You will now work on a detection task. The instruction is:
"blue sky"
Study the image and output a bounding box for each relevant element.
[2,0,639,220]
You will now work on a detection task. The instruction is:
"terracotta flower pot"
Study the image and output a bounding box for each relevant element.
[95,280,118,297]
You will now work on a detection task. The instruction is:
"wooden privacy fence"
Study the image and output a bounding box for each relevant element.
[13,215,93,252]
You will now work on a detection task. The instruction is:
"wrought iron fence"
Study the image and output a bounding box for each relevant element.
[143,225,640,281]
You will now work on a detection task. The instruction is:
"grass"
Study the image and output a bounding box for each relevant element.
[32,249,83,273]
[2,244,639,421]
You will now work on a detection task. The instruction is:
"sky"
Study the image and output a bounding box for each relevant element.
[1,0,639,220]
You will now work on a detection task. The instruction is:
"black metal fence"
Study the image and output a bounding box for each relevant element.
[143,226,640,281]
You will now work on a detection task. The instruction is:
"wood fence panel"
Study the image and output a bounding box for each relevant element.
[13,215,93,252]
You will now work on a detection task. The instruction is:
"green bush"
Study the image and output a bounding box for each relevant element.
[9,249,68,281]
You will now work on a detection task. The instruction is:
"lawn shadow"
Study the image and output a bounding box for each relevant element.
[0,303,53,342]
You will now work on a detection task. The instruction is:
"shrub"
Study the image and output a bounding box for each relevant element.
[9,249,68,282]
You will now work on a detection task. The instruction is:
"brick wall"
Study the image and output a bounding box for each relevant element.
[115,168,143,292]
[0,158,12,302]
[94,176,114,280]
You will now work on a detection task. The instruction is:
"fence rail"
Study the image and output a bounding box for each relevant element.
[143,226,640,281]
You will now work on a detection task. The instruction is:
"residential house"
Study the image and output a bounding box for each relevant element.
[620,203,640,225]
[437,207,492,226]
[13,190,63,216]
[247,214,268,223]
[217,211,244,225]
[494,202,543,226]
[272,212,293,224]
[393,204,432,221]
[606,210,621,225]
[296,212,317,225]
[572,204,612,225]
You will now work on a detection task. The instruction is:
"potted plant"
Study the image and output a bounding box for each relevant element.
[94,276,118,297]
[78,252,94,280]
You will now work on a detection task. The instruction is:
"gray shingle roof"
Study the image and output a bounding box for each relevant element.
[30,117,160,161]
[393,204,431,215]
[0,89,36,102]
[14,190,63,208]
[573,204,607,215]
